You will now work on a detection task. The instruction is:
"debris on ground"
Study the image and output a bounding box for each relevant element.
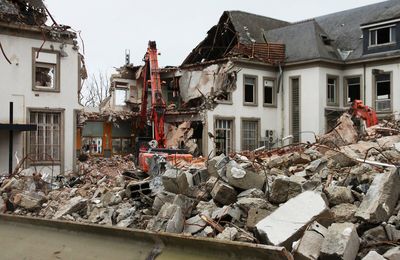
[2,113,400,259]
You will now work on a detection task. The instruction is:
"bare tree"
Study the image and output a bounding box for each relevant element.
[80,71,110,107]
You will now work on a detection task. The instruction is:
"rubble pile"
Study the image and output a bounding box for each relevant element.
[2,114,400,259]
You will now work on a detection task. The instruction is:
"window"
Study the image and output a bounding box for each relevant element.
[215,119,233,156]
[344,77,361,105]
[263,78,275,106]
[375,73,391,112]
[29,111,61,163]
[82,137,103,155]
[242,119,259,151]
[370,25,396,46]
[115,88,128,106]
[216,92,232,103]
[327,76,338,106]
[112,138,131,154]
[33,50,60,92]
[244,76,257,105]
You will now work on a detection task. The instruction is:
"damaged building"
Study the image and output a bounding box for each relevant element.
[0,0,84,175]
[89,0,400,158]
[179,0,400,156]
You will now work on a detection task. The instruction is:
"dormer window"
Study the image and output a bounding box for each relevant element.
[369,25,396,46]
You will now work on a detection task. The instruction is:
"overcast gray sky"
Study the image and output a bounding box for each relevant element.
[46,0,384,75]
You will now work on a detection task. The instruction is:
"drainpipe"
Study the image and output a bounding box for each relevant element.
[279,65,285,145]
[363,63,367,103]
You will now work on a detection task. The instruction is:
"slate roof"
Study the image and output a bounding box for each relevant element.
[227,11,290,44]
[265,20,341,62]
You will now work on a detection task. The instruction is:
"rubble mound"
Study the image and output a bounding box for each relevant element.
[2,116,400,259]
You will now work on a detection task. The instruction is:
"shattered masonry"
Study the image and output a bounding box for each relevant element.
[3,113,400,259]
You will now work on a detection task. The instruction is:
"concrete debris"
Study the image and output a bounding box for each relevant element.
[211,181,237,205]
[162,169,189,195]
[383,247,400,260]
[292,222,327,260]
[4,115,400,258]
[320,223,360,260]
[361,251,385,260]
[355,168,400,223]
[255,191,329,249]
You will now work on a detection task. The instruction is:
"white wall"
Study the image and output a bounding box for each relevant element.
[205,65,281,155]
[0,33,81,175]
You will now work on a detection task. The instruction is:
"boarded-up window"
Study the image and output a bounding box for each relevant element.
[30,112,61,162]
[242,120,258,151]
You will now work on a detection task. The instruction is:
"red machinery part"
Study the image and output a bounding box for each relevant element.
[351,100,378,127]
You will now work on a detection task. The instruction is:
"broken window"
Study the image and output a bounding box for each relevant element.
[370,26,396,46]
[345,77,361,105]
[115,88,128,106]
[29,111,61,163]
[327,77,338,105]
[216,93,232,103]
[215,119,233,156]
[375,73,391,112]
[242,120,259,151]
[244,76,257,105]
[33,51,59,91]
[263,79,275,106]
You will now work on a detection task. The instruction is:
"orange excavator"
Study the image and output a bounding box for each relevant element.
[137,41,192,172]
[350,99,378,128]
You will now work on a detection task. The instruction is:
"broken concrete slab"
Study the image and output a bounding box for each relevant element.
[293,222,327,260]
[146,203,184,233]
[226,161,266,190]
[383,247,400,260]
[211,205,242,221]
[13,192,44,211]
[211,181,237,205]
[173,194,194,217]
[53,196,87,220]
[162,169,189,195]
[183,213,209,234]
[319,113,358,147]
[237,188,265,199]
[269,176,303,204]
[101,191,122,207]
[376,135,400,149]
[355,168,400,223]
[236,197,274,213]
[246,208,271,231]
[216,227,238,241]
[152,191,176,213]
[320,223,360,260]
[325,186,354,206]
[207,154,229,178]
[255,191,329,249]
[361,251,385,260]
[330,203,358,223]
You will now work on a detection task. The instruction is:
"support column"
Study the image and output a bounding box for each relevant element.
[103,122,112,158]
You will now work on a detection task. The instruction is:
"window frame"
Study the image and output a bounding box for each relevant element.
[263,77,277,107]
[243,75,258,106]
[214,117,235,156]
[369,24,396,47]
[27,108,65,167]
[373,71,393,113]
[32,48,61,92]
[216,92,233,105]
[326,75,339,107]
[241,117,260,151]
[114,87,129,106]
[343,75,362,106]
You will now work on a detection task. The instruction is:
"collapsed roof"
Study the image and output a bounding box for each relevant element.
[0,0,46,25]
[182,11,288,66]
[184,0,400,65]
